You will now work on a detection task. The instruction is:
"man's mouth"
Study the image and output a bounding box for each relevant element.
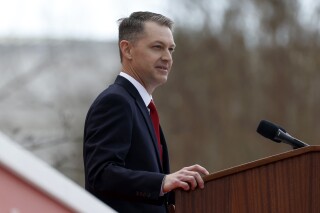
[156,65,169,71]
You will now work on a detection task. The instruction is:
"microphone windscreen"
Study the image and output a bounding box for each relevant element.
[257,120,281,143]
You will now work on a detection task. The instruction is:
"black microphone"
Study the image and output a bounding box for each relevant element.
[257,120,309,149]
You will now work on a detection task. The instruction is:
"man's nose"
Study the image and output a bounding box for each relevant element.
[161,49,172,61]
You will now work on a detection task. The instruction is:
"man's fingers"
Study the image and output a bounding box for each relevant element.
[193,172,205,189]
[179,181,190,191]
[164,165,209,192]
[185,164,210,176]
[179,170,205,190]
[183,174,198,190]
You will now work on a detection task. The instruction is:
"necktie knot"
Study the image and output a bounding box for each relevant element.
[148,100,157,114]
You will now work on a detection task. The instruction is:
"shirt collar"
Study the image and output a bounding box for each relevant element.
[119,72,152,107]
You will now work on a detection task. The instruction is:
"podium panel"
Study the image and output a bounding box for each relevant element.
[175,146,320,213]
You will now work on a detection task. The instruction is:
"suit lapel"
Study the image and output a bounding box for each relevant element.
[136,99,164,171]
[115,76,164,171]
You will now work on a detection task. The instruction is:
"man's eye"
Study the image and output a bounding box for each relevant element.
[153,45,162,49]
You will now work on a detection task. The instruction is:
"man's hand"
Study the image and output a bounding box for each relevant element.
[163,164,209,193]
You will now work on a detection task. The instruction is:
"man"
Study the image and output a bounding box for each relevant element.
[83,11,209,213]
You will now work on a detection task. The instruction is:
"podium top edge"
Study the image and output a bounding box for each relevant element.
[203,145,320,182]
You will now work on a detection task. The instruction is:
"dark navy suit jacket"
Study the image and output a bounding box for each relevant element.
[83,76,173,213]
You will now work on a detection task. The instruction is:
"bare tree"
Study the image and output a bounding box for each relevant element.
[156,0,320,173]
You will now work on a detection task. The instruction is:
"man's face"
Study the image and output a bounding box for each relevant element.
[129,21,175,93]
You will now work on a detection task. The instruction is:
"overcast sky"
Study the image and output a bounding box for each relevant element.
[0,0,170,41]
[0,0,318,41]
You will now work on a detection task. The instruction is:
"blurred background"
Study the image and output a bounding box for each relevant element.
[0,0,319,187]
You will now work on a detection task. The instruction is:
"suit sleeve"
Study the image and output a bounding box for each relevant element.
[84,93,165,203]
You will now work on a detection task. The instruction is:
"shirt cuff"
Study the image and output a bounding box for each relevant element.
[159,175,167,196]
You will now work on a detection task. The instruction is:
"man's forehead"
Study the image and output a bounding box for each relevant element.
[143,21,172,32]
[141,22,174,43]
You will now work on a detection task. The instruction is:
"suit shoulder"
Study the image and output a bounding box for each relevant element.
[94,84,133,105]
[85,84,136,120]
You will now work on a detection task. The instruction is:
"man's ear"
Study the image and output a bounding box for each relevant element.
[119,40,132,60]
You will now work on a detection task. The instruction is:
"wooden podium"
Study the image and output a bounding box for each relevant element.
[175,146,320,213]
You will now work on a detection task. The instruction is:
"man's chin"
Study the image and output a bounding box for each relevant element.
[159,76,168,84]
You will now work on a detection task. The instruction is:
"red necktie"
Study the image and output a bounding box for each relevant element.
[148,100,163,162]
